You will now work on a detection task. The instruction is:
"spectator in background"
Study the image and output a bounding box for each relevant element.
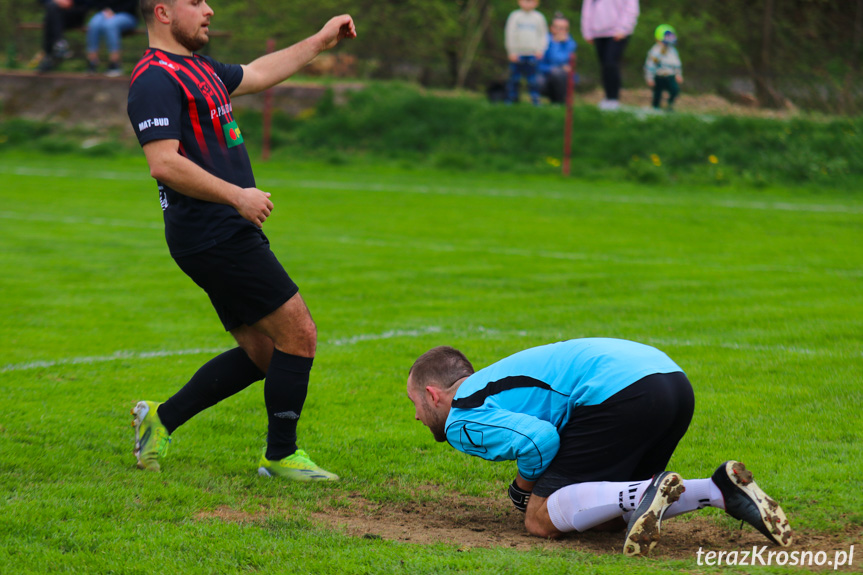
[580,0,640,110]
[86,0,139,77]
[505,0,549,105]
[38,0,91,73]
[538,13,577,104]
[644,24,683,111]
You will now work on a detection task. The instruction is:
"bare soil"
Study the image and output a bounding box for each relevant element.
[197,492,862,570]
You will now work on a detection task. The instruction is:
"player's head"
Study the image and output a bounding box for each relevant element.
[409,346,474,392]
[141,0,171,25]
[408,346,474,442]
[142,0,214,52]
[655,24,677,46]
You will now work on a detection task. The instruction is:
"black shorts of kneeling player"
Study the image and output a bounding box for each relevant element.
[532,371,695,498]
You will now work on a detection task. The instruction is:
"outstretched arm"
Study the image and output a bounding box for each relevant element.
[232,15,356,97]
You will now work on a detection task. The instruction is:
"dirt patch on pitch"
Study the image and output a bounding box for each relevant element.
[307,494,862,569]
[197,493,861,569]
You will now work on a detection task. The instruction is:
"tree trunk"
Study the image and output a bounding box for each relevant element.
[855,0,863,70]
[754,0,786,108]
[456,0,492,89]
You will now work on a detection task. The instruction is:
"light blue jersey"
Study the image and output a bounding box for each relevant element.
[444,338,684,480]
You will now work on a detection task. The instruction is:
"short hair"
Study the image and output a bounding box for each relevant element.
[409,346,475,391]
[141,0,176,24]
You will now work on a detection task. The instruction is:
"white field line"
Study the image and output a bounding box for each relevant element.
[325,235,863,278]
[2,165,862,215]
[0,211,162,230]
[2,327,857,373]
[327,326,442,346]
[0,327,444,373]
[0,210,859,277]
[0,348,227,373]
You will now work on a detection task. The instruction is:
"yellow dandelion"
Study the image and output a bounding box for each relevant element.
[650,154,661,167]
[708,155,719,164]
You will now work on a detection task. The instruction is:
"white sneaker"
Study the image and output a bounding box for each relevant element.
[599,99,621,111]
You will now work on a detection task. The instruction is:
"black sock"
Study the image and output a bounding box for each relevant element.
[264,350,314,461]
[157,347,265,435]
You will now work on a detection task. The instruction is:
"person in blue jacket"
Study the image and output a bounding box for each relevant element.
[407,338,792,556]
[538,13,577,104]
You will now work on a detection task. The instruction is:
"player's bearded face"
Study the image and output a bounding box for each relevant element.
[423,400,447,443]
[171,18,209,52]
[168,0,212,53]
[409,383,448,443]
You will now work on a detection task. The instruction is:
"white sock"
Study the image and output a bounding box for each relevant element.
[663,478,724,519]
[547,480,650,532]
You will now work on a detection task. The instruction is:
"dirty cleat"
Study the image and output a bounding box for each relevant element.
[623,471,685,556]
[712,460,792,547]
[131,401,170,472]
[258,449,339,481]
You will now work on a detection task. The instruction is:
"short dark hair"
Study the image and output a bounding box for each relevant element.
[409,346,475,391]
[141,0,176,24]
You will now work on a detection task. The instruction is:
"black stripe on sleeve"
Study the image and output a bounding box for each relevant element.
[451,375,566,409]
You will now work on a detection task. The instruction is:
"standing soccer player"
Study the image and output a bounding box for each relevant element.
[127,0,356,480]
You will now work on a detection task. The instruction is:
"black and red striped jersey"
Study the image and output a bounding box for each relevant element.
[128,49,257,257]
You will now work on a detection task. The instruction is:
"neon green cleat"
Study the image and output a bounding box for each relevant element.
[258,448,339,481]
[131,401,170,472]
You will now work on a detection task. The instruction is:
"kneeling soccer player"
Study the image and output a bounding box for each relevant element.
[407,338,792,555]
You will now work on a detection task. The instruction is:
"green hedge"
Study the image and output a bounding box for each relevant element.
[2,83,860,189]
[234,84,862,189]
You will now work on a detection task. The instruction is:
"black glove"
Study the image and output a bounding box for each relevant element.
[508,479,531,512]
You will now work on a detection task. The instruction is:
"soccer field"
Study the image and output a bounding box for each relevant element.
[0,152,861,573]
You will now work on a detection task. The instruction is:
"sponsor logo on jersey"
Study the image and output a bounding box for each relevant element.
[211,102,233,120]
[138,117,170,132]
[198,81,215,98]
[223,120,244,148]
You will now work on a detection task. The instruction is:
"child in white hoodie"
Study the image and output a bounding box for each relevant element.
[505,0,549,105]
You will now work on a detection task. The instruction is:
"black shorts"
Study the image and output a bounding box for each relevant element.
[532,371,694,498]
[174,228,299,332]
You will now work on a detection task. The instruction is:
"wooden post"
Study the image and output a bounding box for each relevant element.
[262,37,276,161]
[562,52,576,177]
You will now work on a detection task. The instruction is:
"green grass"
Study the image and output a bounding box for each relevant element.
[0,151,861,574]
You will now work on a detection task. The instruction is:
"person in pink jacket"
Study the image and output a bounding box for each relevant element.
[580,0,639,110]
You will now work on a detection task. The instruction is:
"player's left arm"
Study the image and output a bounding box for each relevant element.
[232,15,356,97]
[446,410,561,480]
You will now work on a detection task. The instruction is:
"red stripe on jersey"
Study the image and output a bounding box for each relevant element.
[153,50,211,165]
[130,51,156,84]
[190,56,234,122]
[184,57,230,153]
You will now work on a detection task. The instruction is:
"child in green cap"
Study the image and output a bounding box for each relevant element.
[644,24,683,110]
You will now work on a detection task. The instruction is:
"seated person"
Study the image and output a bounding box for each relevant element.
[86,0,140,76]
[538,13,577,104]
[38,0,91,73]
